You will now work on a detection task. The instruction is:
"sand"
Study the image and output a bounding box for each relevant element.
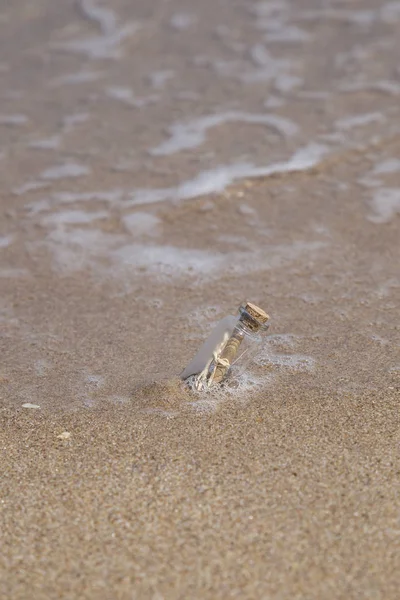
[1,0,400,598]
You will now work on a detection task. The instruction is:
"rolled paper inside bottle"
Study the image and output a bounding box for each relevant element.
[211,332,243,384]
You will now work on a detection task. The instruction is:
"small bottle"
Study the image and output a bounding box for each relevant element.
[182,302,270,391]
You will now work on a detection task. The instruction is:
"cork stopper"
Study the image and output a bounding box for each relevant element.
[244,302,269,324]
[238,301,269,332]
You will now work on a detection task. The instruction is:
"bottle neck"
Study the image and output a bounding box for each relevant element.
[238,306,269,335]
[234,318,266,340]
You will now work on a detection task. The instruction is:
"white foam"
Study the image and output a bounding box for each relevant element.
[265,333,299,349]
[376,278,400,298]
[0,268,29,278]
[335,112,385,130]
[114,244,225,276]
[52,189,124,204]
[130,144,328,207]
[12,181,49,196]
[122,212,160,236]
[299,9,377,25]
[51,70,104,86]
[358,177,381,188]
[53,24,138,60]
[237,45,299,85]
[237,203,256,216]
[44,227,122,271]
[256,347,315,371]
[372,81,400,95]
[77,0,117,35]
[0,114,29,126]
[150,111,299,155]
[251,0,297,44]
[28,136,61,150]
[252,1,290,16]
[274,74,303,93]
[0,235,13,248]
[169,13,197,30]
[339,80,400,95]
[380,2,400,22]
[85,373,104,386]
[264,95,286,108]
[187,370,273,413]
[368,188,400,223]
[106,86,158,107]
[42,210,108,226]
[112,239,325,280]
[62,113,89,132]
[373,158,400,175]
[263,25,310,43]
[40,163,90,180]
[148,70,175,89]
[106,86,136,105]
[370,334,389,345]
[39,144,327,215]
[297,90,330,100]
[249,43,291,70]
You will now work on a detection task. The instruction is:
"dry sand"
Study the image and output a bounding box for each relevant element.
[1,0,400,598]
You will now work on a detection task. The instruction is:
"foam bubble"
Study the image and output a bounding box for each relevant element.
[53,22,138,60]
[77,0,117,34]
[43,227,122,272]
[274,74,303,93]
[380,2,400,22]
[28,136,61,150]
[335,112,385,130]
[373,158,400,175]
[41,210,108,226]
[256,350,315,372]
[62,113,89,132]
[12,181,49,196]
[52,189,124,204]
[106,86,158,107]
[114,244,226,276]
[131,144,329,206]
[368,188,400,223]
[341,80,400,95]
[264,26,310,43]
[51,70,104,86]
[40,163,90,180]
[0,114,29,126]
[169,13,197,30]
[148,70,175,89]
[0,268,29,278]
[186,370,274,413]
[0,235,13,248]
[150,111,299,155]
[112,239,325,280]
[122,212,160,236]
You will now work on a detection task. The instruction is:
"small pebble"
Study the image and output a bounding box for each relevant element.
[57,431,71,440]
[22,403,40,409]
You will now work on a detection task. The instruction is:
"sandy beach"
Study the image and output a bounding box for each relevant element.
[1,0,400,598]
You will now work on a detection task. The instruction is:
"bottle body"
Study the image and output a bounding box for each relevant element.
[185,302,269,391]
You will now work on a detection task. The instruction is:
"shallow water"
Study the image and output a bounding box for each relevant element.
[0,0,399,411]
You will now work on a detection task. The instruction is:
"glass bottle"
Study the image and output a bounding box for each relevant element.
[182,302,270,391]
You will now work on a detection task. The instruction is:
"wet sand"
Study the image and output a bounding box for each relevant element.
[1,0,400,598]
